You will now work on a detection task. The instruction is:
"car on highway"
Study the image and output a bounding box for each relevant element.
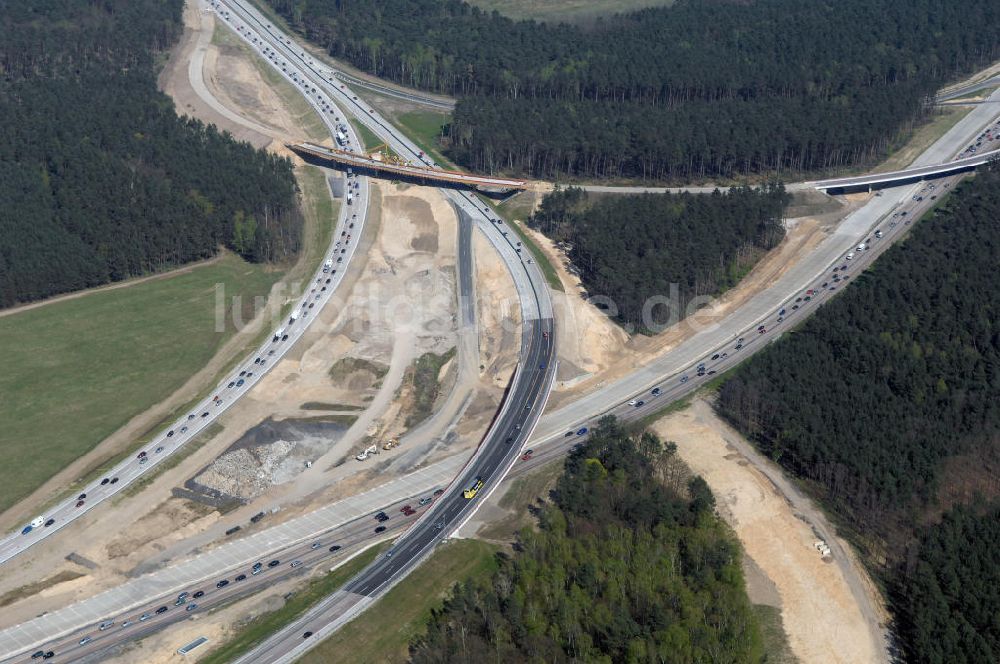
[328,544,342,552]
[216,579,229,589]
[303,631,314,638]
[463,477,484,499]
[651,387,661,396]
[576,427,588,436]
[156,445,165,453]
[79,636,92,645]
[433,489,444,497]
[44,518,55,527]
[628,399,637,406]
[99,621,114,631]
[235,574,247,582]
[121,620,132,628]
[186,603,198,612]
[400,505,411,513]
[268,559,281,567]
[290,560,303,568]
[155,606,168,614]
[375,525,387,533]
[419,497,432,506]
[193,590,205,598]
[139,613,151,622]
[522,449,534,461]
[76,500,85,508]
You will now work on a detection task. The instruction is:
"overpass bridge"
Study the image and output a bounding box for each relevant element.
[288,142,527,193]
[812,148,1000,193]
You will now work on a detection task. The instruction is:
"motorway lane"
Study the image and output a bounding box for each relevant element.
[530,175,960,463]
[6,494,439,664]
[230,318,556,663]
[0,94,372,567]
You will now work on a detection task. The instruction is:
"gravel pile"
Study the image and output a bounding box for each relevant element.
[196,439,296,499]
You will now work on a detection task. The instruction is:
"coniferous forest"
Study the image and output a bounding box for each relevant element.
[529,186,788,330]
[409,417,763,663]
[267,0,1000,180]
[0,0,303,308]
[717,164,1000,660]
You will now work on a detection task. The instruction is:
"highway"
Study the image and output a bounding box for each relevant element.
[5,492,438,663]
[0,0,557,656]
[2,2,998,660]
[206,2,560,661]
[0,67,374,567]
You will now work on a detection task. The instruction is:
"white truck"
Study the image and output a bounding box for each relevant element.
[273,327,286,341]
[335,129,347,146]
[346,191,353,206]
[289,309,301,324]
[856,242,867,252]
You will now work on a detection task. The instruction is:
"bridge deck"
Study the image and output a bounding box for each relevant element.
[289,142,527,192]
[813,148,1000,190]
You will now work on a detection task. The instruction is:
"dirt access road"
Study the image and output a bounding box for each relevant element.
[652,400,889,664]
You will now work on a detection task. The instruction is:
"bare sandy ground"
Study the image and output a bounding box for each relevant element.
[160,0,273,147]
[652,400,889,664]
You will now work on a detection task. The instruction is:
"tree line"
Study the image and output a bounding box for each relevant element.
[0,0,303,308]
[409,417,763,663]
[266,0,1000,180]
[528,186,788,331]
[716,163,1000,659]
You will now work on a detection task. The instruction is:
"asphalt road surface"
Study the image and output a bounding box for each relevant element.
[7,492,438,664]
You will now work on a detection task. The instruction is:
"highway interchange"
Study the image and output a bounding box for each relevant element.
[3,0,1000,660]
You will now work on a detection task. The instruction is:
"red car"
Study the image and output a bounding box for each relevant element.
[400,505,412,513]
[75,500,85,508]
[521,449,534,461]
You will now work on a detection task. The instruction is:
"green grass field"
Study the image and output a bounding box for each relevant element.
[302,539,500,663]
[397,110,453,167]
[0,254,285,514]
[348,117,382,151]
